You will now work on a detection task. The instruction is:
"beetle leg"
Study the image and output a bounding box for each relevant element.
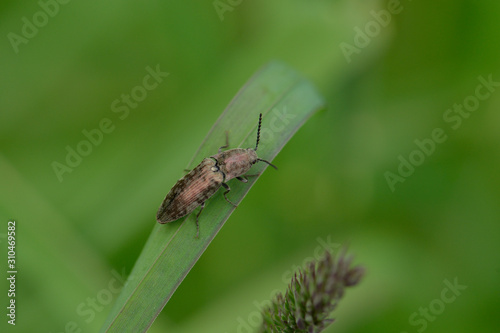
[218,131,230,153]
[195,202,205,238]
[221,182,237,207]
[236,176,248,183]
[236,173,262,182]
[243,173,260,178]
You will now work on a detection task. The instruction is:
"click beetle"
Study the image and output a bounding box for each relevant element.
[156,113,277,237]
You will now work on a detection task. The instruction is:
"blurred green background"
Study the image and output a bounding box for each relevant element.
[1,0,499,332]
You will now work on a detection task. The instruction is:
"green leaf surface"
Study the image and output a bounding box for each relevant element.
[100,61,325,332]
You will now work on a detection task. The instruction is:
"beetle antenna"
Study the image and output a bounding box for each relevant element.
[257,158,278,170]
[255,113,262,151]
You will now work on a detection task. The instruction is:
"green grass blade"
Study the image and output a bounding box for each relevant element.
[100,61,325,332]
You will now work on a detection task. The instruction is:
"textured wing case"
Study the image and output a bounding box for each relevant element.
[156,158,223,223]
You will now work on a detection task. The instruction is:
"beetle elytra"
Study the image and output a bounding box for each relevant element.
[156,113,277,237]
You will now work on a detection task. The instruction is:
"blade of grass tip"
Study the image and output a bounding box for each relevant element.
[189,62,304,168]
[190,62,270,162]
[100,61,325,333]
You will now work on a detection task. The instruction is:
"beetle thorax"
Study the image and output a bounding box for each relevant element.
[213,148,257,181]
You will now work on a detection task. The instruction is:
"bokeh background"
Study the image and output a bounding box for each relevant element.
[1,0,499,332]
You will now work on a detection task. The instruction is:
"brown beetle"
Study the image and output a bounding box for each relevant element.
[156,113,277,237]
